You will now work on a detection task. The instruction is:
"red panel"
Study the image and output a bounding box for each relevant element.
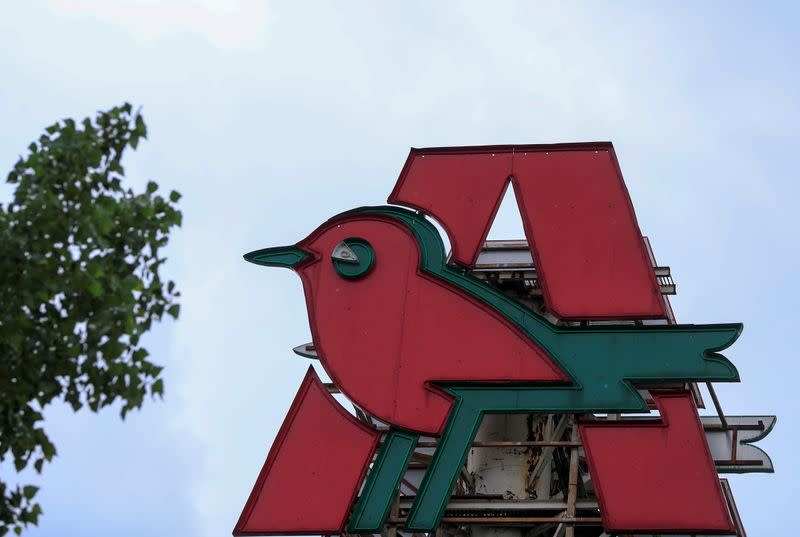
[296,214,566,435]
[234,367,380,535]
[389,144,665,320]
[512,148,665,319]
[579,391,734,534]
[389,149,512,267]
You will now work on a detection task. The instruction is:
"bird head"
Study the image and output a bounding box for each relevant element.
[243,206,459,433]
[243,215,379,280]
[242,206,422,293]
[243,205,570,435]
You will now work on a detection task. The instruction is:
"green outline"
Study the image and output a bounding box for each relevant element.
[333,237,375,280]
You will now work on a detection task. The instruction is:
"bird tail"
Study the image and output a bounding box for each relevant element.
[550,322,742,391]
[685,322,741,381]
[622,322,742,384]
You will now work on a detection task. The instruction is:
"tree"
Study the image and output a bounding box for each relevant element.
[0,104,182,535]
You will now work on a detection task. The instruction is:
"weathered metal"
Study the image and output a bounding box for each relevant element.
[467,414,540,537]
[472,241,676,297]
[702,415,776,473]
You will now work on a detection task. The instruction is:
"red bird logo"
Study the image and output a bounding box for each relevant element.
[233,144,774,536]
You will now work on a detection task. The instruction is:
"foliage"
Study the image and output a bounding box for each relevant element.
[0,104,182,535]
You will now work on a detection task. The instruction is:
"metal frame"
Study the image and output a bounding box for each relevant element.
[343,410,748,537]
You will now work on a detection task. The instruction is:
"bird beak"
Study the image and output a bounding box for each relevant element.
[243,245,311,269]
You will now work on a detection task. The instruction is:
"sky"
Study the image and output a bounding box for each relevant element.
[1,1,798,535]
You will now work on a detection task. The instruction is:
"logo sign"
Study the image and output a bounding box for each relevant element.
[234,143,774,535]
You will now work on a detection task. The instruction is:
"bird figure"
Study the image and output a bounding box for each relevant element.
[245,204,740,532]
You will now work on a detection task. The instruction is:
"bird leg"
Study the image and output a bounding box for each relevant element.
[348,429,418,533]
[405,396,485,532]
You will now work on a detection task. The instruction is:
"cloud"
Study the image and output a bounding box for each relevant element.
[46,0,269,48]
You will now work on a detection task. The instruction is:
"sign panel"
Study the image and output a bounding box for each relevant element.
[390,144,665,319]
[579,391,734,534]
[234,368,379,535]
[236,143,774,536]
[703,415,777,473]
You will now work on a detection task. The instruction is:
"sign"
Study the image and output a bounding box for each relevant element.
[234,144,774,535]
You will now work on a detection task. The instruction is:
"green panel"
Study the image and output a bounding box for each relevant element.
[404,398,484,532]
[348,429,418,533]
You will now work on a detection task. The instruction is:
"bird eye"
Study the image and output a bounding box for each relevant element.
[331,238,375,279]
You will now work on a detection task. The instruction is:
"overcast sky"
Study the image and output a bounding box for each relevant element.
[1,1,798,535]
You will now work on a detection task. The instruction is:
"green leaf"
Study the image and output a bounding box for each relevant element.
[152,379,164,397]
[0,103,181,531]
[87,280,103,297]
[135,114,147,138]
[22,486,38,500]
[166,304,180,319]
[41,442,56,461]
